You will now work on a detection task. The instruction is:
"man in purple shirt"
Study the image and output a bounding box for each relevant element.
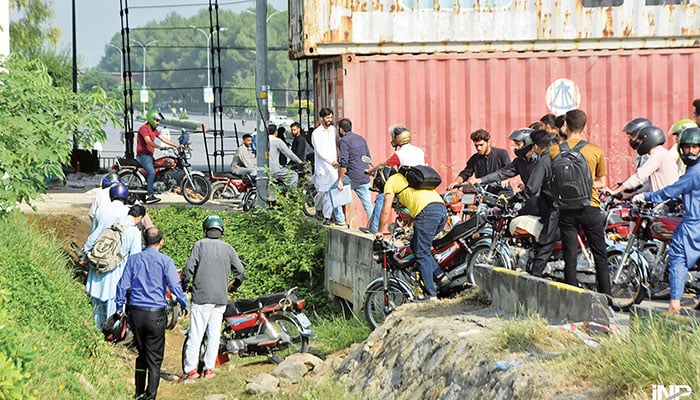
[116,228,189,400]
[336,118,373,227]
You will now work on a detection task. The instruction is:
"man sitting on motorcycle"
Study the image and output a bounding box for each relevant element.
[632,127,700,313]
[181,215,246,381]
[137,110,181,204]
[374,167,447,301]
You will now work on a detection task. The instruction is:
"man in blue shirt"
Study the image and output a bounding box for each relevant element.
[116,228,189,400]
[336,118,373,227]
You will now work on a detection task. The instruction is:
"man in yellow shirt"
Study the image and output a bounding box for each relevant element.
[374,167,446,301]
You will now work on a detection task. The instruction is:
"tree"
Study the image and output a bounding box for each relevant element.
[9,0,61,58]
[0,55,121,213]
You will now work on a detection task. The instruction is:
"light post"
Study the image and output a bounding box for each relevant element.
[244,8,284,118]
[244,8,283,23]
[107,44,124,82]
[190,26,228,127]
[132,39,158,115]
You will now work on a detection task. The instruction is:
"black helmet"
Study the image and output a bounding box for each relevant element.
[373,167,397,192]
[678,127,700,166]
[102,312,129,343]
[635,125,666,155]
[623,118,652,150]
[109,183,129,202]
[508,128,534,158]
[202,214,224,233]
[101,172,120,189]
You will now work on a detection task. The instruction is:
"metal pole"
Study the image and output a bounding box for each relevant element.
[132,39,157,115]
[191,26,213,126]
[108,44,124,82]
[255,0,269,207]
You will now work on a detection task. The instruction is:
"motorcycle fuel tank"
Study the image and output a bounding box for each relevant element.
[154,157,177,169]
[648,216,680,241]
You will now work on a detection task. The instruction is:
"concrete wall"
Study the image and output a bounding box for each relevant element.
[325,228,611,326]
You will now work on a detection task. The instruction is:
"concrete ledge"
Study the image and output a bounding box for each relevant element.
[473,265,611,326]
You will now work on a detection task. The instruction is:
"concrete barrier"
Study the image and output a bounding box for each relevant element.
[473,265,611,326]
[325,228,611,326]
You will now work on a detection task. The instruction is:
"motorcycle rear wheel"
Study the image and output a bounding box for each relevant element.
[241,191,256,211]
[210,181,240,203]
[266,314,309,364]
[181,175,211,205]
[117,170,145,202]
[467,245,507,284]
[607,250,645,309]
[363,279,412,330]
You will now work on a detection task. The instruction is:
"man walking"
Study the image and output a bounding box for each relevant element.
[181,215,245,381]
[336,118,373,227]
[116,228,189,400]
[550,109,612,303]
[312,108,340,224]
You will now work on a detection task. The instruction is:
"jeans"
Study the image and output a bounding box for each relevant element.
[92,296,116,331]
[333,176,373,225]
[558,206,611,295]
[183,303,226,373]
[136,154,156,196]
[410,203,447,297]
[128,307,167,400]
[369,194,385,232]
[232,167,257,176]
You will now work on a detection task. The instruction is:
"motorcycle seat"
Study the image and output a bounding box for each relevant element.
[118,157,140,168]
[223,292,287,317]
[432,215,479,249]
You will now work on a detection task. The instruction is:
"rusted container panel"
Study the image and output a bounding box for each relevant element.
[290,0,700,59]
[314,49,699,226]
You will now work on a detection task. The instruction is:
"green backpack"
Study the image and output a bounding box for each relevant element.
[87,222,125,273]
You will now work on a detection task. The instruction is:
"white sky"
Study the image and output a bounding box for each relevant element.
[52,0,286,67]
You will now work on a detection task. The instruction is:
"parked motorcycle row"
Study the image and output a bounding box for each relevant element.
[364,183,698,330]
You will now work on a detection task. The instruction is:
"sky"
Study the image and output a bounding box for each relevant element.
[52,0,287,68]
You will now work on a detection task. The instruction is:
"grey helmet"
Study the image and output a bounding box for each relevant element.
[634,125,666,155]
[508,128,534,158]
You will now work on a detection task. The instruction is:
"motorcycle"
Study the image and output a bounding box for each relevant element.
[608,199,700,305]
[210,173,256,207]
[114,130,212,206]
[240,164,317,216]
[184,287,314,368]
[363,210,492,329]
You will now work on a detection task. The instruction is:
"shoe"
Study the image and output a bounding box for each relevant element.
[179,369,199,383]
[145,195,161,204]
[435,274,450,288]
[322,218,332,226]
[359,227,377,234]
[203,369,216,379]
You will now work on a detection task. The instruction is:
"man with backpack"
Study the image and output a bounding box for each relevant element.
[549,109,612,303]
[374,166,446,301]
[83,183,145,329]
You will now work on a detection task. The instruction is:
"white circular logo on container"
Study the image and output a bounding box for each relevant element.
[546,79,581,115]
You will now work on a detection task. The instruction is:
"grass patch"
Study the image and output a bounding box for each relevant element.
[310,314,371,357]
[568,315,700,399]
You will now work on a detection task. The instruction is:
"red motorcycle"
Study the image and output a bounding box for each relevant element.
[210,173,255,207]
[184,287,314,369]
[114,130,212,205]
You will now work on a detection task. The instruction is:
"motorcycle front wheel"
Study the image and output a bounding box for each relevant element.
[266,314,309,364]
[467,245,508,284]
[180,174,211,205]
[302,185,317,217]
[363,279,412,330]
[241,190,257,211]
[607,250,645,309]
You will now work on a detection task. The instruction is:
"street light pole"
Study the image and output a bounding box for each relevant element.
[107,44,124,82]
[132,39,158,115]
[190,26,227,128]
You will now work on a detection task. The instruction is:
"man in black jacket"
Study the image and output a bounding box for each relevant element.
[448,128,512,195]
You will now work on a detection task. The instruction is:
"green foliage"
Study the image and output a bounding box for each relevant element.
[0,212,129,398]
[9,0,61,57]
[151,187,328,310]
[0,55,121,213]
[311,314,371,356]
[569,316,700,399]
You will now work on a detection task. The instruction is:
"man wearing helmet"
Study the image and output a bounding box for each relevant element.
[88,172,121,228]
[632,127,700,314]
[181,215,245,381]
[83,184,145,329]
[468,128,539,207]
[375,167,446,301]
[622,117,652,177]
[606,125,678,198]
[669,119,698,176]
[137,110,181,204]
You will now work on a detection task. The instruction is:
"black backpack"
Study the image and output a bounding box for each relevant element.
[550,141,593,210]
[398,165,442,190]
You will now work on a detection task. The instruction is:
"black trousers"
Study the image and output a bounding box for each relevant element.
[128,307,167,400]
[530,210,559,277]
[558,206,611,295]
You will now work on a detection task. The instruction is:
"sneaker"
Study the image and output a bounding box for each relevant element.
[359,227,377,234]
[145,195,161,204]
[322,218,332,226]
[203,369,216,379]
[179,369,199,383]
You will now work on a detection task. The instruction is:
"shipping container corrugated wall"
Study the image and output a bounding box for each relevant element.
[290,0,700,58]
[313,49,700,227]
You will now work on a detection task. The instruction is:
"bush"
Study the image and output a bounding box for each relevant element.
[151,187,329,311]
[0,212,129,399]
